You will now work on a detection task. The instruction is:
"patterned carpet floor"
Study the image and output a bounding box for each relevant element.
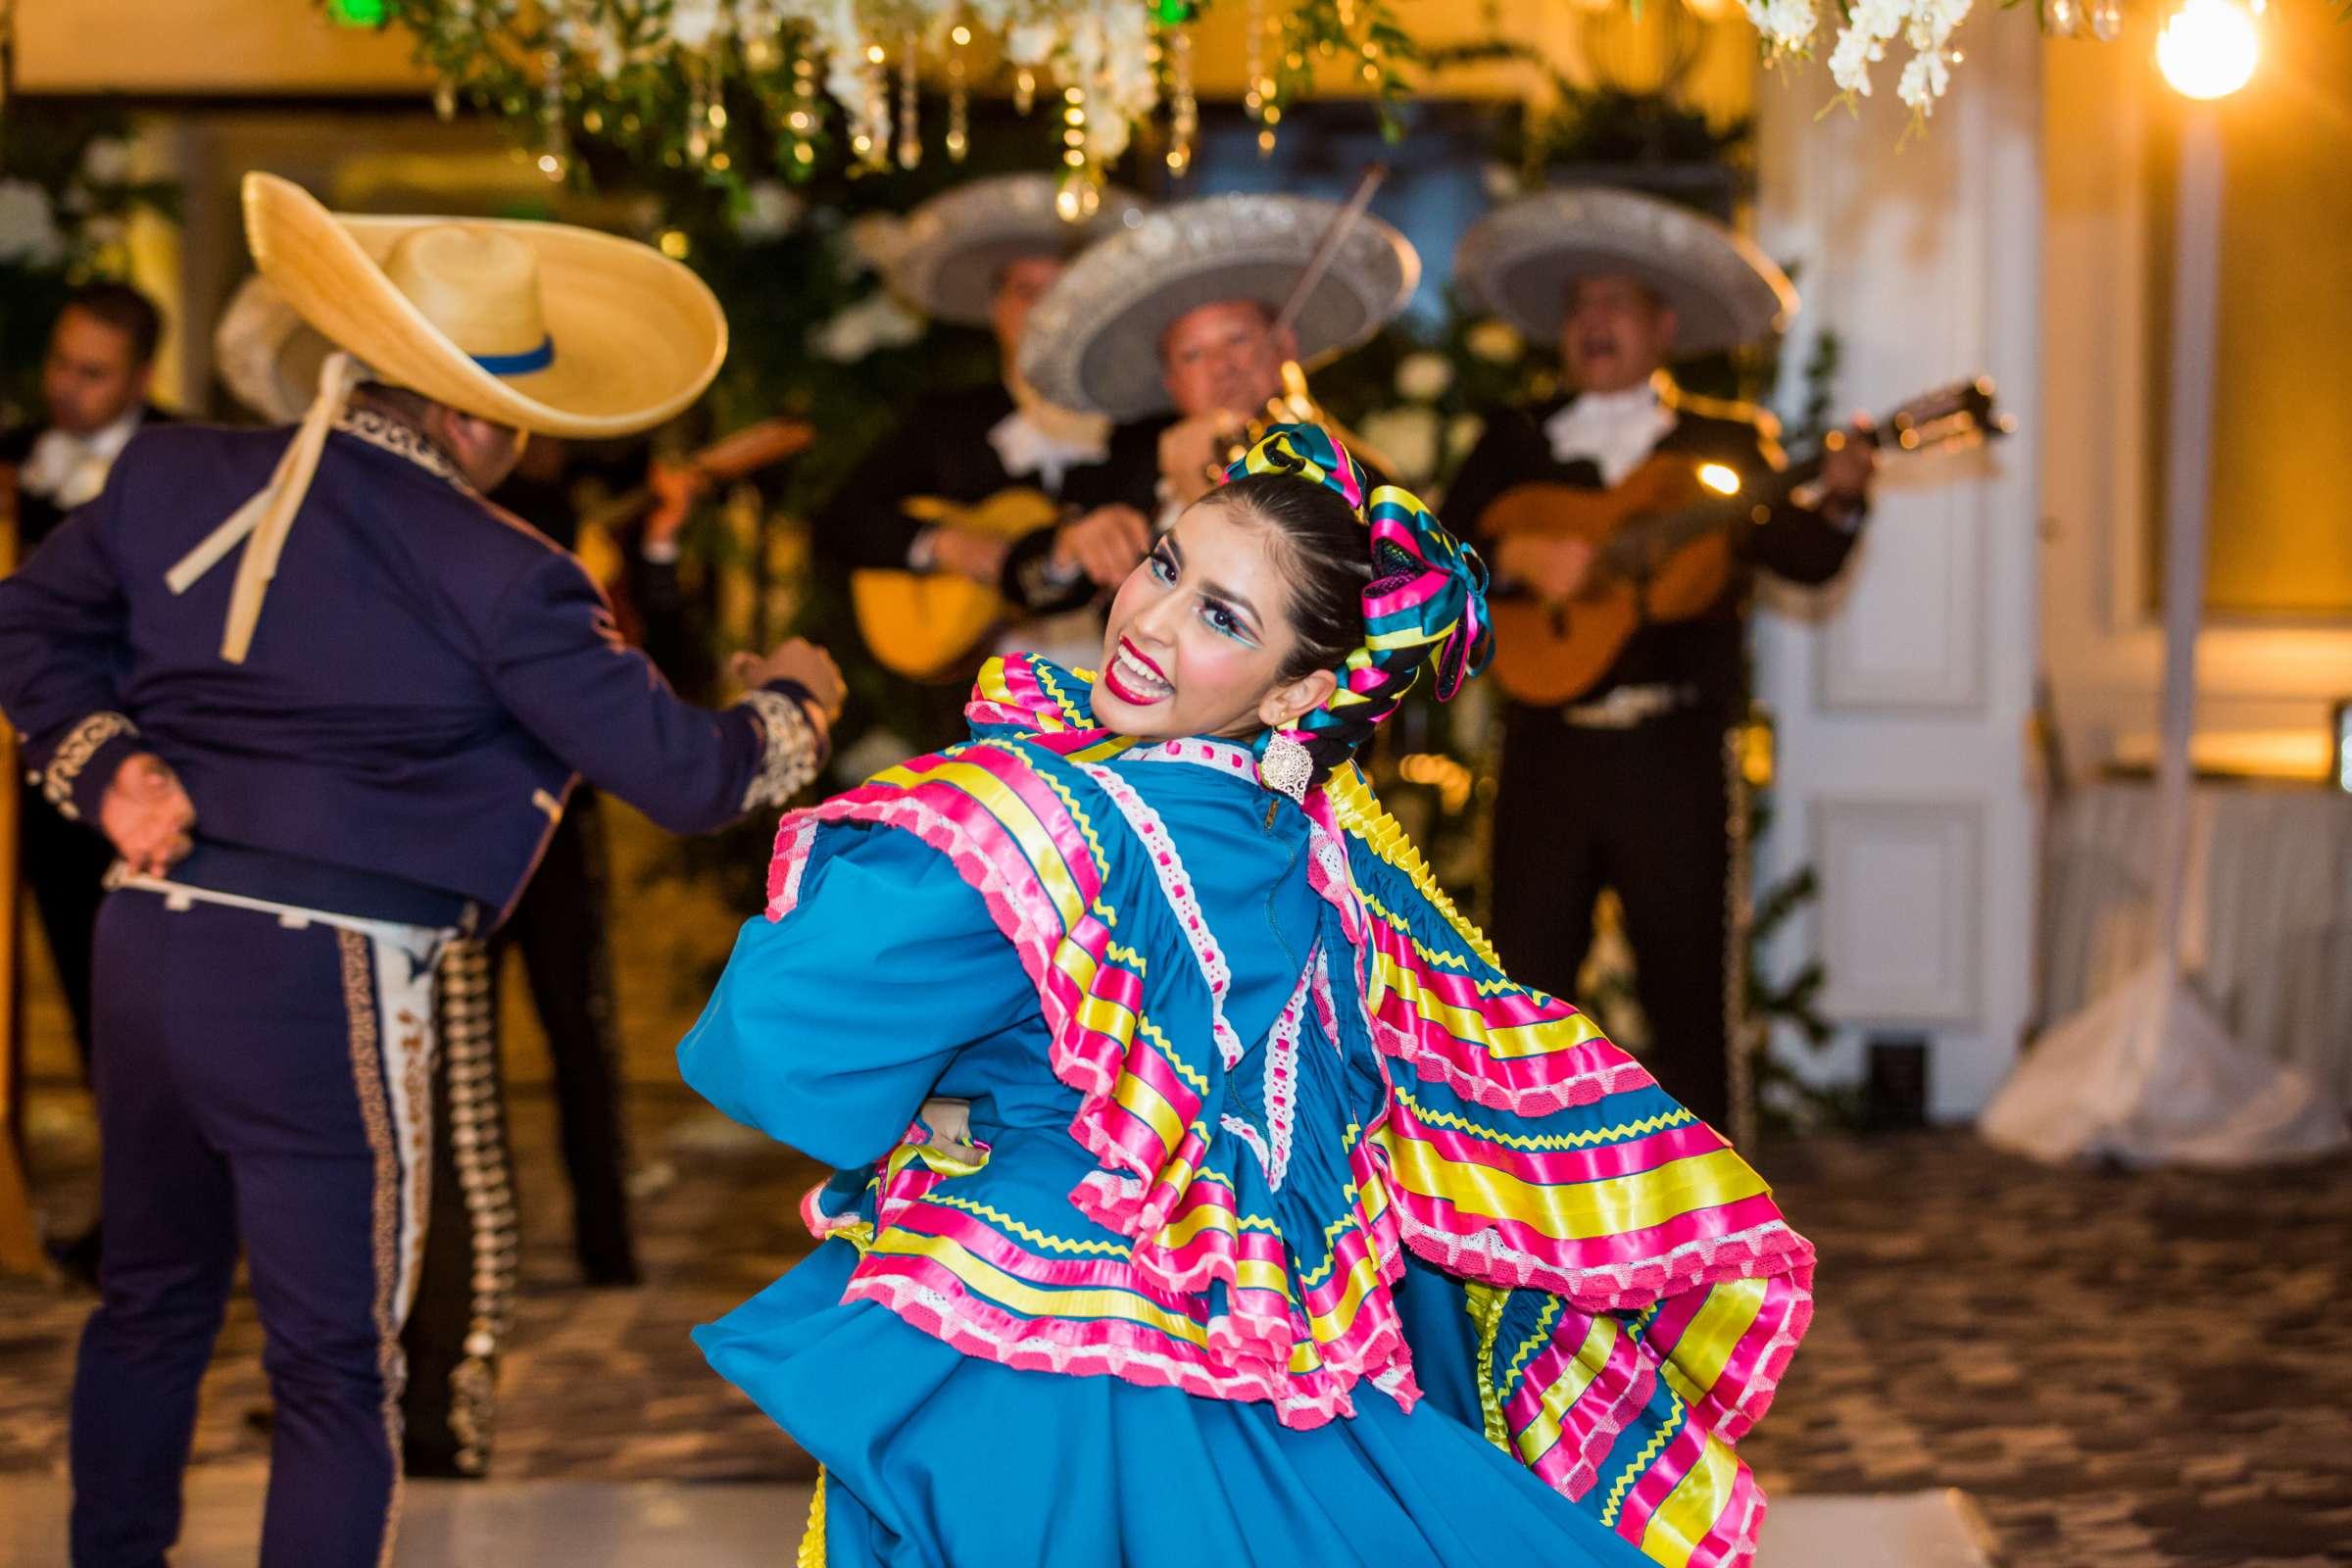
[5,1086,2349,1567]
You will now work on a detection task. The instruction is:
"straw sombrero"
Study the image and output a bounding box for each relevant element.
[1016,193,1419,423]
[169,173,729,664]
[1453,186,1796,355]
[885,173,1151,328]
[243,171,724,439]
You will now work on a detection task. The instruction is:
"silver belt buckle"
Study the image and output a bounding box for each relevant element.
[1562,684,1684,729]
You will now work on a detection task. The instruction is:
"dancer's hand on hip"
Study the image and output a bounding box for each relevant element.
[100,753,196,877]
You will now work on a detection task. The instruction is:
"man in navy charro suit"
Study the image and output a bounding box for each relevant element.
[0,172,844,1568]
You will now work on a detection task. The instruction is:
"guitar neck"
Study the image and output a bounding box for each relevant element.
[575,416,814,535]
[580,484,658,534]
[1610,440,1849,570]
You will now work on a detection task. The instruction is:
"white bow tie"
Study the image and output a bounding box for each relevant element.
[1543,389,1677,489]
[20,416,142,511]
[989,405,1108,494]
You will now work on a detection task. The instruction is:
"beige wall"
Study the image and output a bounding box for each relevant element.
[16,0,427,94]
[20,0,1754,122]
[2038,12,2352,781]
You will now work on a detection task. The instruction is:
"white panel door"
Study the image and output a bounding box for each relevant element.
[1748,25,2043,1120]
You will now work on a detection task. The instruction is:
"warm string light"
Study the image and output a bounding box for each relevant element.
[685,52,712,165]
[947,20,971,161]
[1165,21,1197,175]
[2158,0,2260,97]
[1244,0,1267,130]
[896,28,920,168]
[536,47,569,180]
[853,39,891,168]
[1055,81,1103,220]
[1059,81,1088,172]
[402,1,1429,189]
[788,51,818,167]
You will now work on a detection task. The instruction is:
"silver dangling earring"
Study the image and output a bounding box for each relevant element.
[1258,731,1313,804]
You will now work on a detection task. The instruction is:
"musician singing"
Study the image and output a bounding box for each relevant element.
[1446,186,1877,1133]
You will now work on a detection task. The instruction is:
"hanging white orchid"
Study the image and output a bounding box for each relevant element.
[1751,0,1974,115]
[735,180,806,240]
[667,0,730,51]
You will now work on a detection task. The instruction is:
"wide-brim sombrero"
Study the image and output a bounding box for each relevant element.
[243,171,724,439]
[1017,192,1419,423]
[1453,186,1795,356]
[886,173,1151,328]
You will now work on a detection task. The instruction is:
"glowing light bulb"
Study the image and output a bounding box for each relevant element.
[1697,463,1741,496]
[2158,0,2259,99]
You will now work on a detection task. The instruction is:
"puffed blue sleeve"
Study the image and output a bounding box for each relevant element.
[676,824,1038,1170]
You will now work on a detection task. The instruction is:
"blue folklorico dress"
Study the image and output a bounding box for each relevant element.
[681,655,1814,1568]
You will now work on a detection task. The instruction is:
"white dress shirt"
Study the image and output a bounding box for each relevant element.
[20,405,147,512]
[1542,384,1679,489]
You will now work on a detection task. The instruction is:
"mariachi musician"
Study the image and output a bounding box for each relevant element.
[758,174,1157,742]
[1019,188,1417,537]
[1445,186,1878,1136]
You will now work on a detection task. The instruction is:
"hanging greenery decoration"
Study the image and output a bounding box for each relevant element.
[333,0,1422,205]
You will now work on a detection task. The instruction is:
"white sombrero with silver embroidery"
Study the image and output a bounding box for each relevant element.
[213,271,335,424]
[172,172,728,662]
[1454,186,1796,355]
[1017,192,1419,423]
[885,173,1152,327]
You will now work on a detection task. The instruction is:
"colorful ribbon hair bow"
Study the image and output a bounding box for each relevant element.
[1219,422,1493,771]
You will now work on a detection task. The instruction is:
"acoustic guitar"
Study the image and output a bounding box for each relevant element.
[853,486,1064,680]
[1482,378,2008,707]
[581,416,815,534]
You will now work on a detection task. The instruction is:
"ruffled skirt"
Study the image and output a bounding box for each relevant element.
[696,1242,1659,1568]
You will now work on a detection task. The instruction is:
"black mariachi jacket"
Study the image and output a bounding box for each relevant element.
[1446,390,1864,713]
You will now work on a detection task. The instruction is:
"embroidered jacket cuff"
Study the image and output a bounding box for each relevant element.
[737,684,828,811]
[36,710,142,824]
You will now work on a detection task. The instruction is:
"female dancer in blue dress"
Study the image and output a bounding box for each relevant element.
[680,425,1814,1568]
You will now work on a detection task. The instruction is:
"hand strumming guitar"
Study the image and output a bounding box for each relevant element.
[1051,504,1152,589]
[929,525,1016,587]
[1496,534,1600,605]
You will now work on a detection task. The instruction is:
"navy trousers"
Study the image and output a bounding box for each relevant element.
[71,887,440,1568]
